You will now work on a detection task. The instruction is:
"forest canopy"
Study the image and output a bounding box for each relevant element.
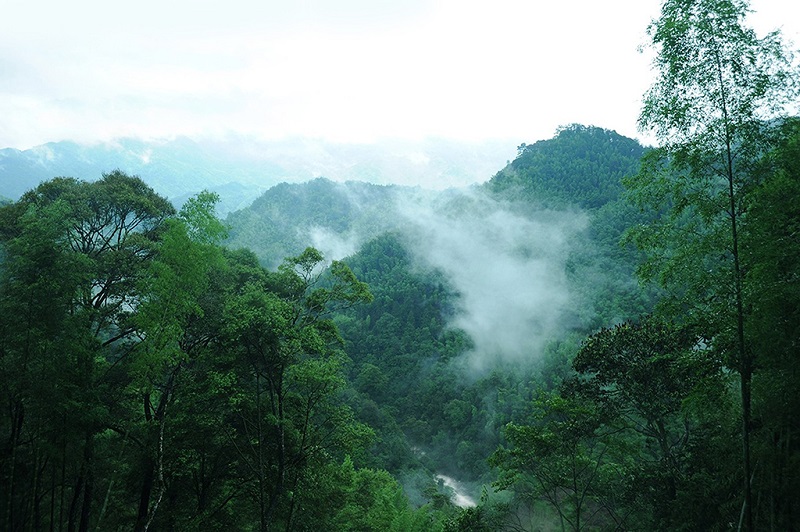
[1,1,799,530]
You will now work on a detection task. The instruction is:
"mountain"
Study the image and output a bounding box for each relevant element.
[219,125,656,489]
[0,124,666,524]
[225,177,409,268]
[224,125,655,343]
[487,124,648,208]
[225,126,649,268]
[0,136,514,214]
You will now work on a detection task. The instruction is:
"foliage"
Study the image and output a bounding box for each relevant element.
[3,90,799,531]
[740,119,800,530]
[0,174,415,531]
[628,1,799,528]
[488,124,647,209]
[491,391,628,531]
[225,178,401,267]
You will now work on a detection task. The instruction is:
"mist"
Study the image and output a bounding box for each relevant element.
[395,187,588,372]
[308,225,363,264]
[288,181,589,374]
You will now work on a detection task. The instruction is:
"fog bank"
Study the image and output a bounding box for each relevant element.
[396,188,587,372]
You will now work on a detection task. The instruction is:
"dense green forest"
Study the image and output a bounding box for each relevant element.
[2,1,800,530]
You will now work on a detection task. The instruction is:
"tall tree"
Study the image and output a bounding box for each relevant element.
[223,247,373,531]
[628,0,798,528]
[490,392,625,531]
[0,172,175,531]
[740,120,800,529]
[127,191,226,531]
[569,318,728,528]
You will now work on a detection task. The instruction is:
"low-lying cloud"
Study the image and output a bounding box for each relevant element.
[396,188,587,372]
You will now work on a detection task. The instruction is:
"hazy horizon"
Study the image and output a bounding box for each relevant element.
[3,1,797,152]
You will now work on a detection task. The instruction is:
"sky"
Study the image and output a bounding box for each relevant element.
[1,0,798,150]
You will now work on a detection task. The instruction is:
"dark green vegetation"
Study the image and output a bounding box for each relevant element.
[226,178,403,269]
[0,172,442,531]
[490,125,647,209]
[2,2,799,530]
[488,1,800,529]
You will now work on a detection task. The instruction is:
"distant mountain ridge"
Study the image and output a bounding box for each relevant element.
[225,126,648,271]
[0,136,514,214]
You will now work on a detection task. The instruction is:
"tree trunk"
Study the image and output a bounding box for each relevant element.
[134,458,155,532]
[715,47,753,530]
[5,398,25,532]
[78,434,94,532]
[67,467,84,532]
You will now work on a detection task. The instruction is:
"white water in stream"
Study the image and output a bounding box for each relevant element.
[434,474,476,508]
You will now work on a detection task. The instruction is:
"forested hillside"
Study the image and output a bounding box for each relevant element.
[225,178,404,269]
[0,119,656,530]
[2,1,799,529]
[3,119,799,529]
[219,124,664,522]
[488,124,647,209]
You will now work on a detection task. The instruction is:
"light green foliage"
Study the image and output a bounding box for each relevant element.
[627,1,799,528]
[640,0,797,145]
[331,457,413,531]
[133,217,216,374]
[631,0,798,308]
[179,189,228,245]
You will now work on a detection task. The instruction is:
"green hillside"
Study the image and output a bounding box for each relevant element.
[3,117,799,530]
[488,124,648,208]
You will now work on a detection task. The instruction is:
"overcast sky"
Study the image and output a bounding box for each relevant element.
[1,0,798,150]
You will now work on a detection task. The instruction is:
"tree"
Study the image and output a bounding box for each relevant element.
[490,392,626,531]
[0,172,176,531]
[0,198,87,532]
[222,247,373,530]
[126,192,226,531]
[739,120,800,529]
[628,1,798,528]
[4,174,433,531]
[569,318,728,528]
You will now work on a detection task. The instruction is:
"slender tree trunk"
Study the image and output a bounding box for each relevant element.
[33,452,45,531]
[137,373,175,532]
[256,373,266,532]
[6,398,25,532]
[50,463,57,532]
[729,138,753,532]
[714,47,753,532]
[143,409,167,532]
[59,419,67,532]
[137,393,155,532]
[263,362,287,531]
[67,468,84,532]
[134,458,155,532]
[78,434,94,532]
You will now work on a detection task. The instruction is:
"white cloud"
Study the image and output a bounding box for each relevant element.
[1,0,797,151]
[396,188,587,372]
